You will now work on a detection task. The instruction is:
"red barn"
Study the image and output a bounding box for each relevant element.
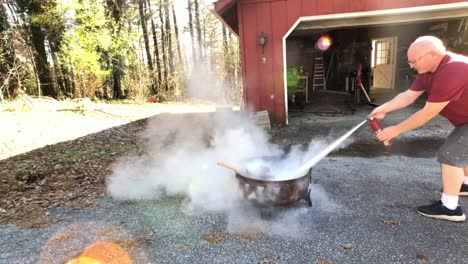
[212,0,468,125]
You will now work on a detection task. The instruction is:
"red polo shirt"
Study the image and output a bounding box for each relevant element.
[410,52,468,127]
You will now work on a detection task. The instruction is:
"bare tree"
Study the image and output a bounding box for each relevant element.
[147,0,162,92]
[159,0,168,90]
[187,0,196,64]
[1,0,241,102]
[164,0,174,75]
[221,25,230,99]
[106,0,126,99]
[138,0,155,94]
[194,0,203,62]
[20,0,55,97]
[171,2,183,70]
[0,2,17,99]
[138,0,153,72]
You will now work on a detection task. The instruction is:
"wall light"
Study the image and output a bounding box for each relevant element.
[259,32,267,53]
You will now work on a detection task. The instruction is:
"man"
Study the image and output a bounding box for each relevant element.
[369,36,468,222]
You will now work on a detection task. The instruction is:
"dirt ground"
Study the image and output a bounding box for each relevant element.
[0,99,219,228]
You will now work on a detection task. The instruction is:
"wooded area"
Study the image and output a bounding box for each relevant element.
[0,0,241,103]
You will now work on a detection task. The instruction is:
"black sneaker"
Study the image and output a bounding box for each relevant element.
[416,200,466,222]
[460,184,468,196]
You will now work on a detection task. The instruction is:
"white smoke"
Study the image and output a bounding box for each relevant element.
[107,107,355,236]
[107,110,353,201]
[185,65,226,103]
[107,110,281,209]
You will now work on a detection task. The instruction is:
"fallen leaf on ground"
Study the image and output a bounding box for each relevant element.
[71,200,96,210]
[316,258,334,264]
[178,245,189,251]
[114,235,153,250]
[383,219,401,225]
[340,243,352,249]
[100,227,122,237]
[235,232,260,242]
[257,256,279,264]
[416,252,429,260]
[203,232,228,244]
[50,233,71,242]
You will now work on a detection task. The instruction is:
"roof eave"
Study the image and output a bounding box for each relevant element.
[211,0,239,36]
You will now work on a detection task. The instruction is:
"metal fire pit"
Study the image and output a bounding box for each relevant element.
[235,169,312,207]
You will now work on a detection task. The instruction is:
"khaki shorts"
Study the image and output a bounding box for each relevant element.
[437,124,468,167]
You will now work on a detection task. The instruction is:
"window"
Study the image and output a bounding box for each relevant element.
[375,41,392,65]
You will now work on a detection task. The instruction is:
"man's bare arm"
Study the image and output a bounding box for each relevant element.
[377,100,450,142]
[395,100,450,133]
[370,89,424,119]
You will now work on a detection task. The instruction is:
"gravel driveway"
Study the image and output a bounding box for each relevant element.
[2,99,467,264]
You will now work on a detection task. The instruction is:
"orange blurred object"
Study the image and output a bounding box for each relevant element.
[317,35,332,51]
[66,256,102,264]
[66,242,132,264]
[147,97,159,103]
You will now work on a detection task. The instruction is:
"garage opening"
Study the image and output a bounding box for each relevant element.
[283,3,468,121]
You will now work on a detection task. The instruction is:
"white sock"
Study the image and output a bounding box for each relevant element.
[463,176,468,185]
[441,193,459,210]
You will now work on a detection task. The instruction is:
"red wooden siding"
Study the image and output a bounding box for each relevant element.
[256,1,275,119]
[239,3,259,111]
[287,0,301,26]
[271,0,289,124]
[315,0,333,15]
[332,0,353,14]
[229,0,468,125]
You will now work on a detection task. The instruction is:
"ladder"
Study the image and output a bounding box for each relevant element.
[312,56,326,92]
[458,17,468,32]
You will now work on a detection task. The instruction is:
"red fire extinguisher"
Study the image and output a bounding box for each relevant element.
[367,117,393,148]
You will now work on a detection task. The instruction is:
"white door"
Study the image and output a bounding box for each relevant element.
[372,37,397,89]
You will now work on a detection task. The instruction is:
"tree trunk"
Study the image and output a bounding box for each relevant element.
[138,0,153,73]
[171,2,183,70]
[164,0,174,75]
[159,0,168,91]
[112,62,124,99]
[107,0,125,99]
[7,2,39,95]
[27,1,55,97]
[194,0,202,62]
[0,2,18,99]
[187,0,196,65]
[221,25,229,100]
[49,48,67,96]
[39,0,68,98]
[147,0,162,93]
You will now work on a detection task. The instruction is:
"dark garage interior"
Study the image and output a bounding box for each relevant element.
[286,16,468,110]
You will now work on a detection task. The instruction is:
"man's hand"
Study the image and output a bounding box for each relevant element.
[369,105,388,119]
[376,125,400,142]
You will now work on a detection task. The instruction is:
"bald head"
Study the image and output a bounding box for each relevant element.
[409,36,446,56]
[407,36,447,73]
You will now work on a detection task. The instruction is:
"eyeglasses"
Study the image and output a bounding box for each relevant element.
[408,52,430,65]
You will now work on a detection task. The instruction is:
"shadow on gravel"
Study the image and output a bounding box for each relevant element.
[334,138,445,158]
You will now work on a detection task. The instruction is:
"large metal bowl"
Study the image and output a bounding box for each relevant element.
[235,168,312,206]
